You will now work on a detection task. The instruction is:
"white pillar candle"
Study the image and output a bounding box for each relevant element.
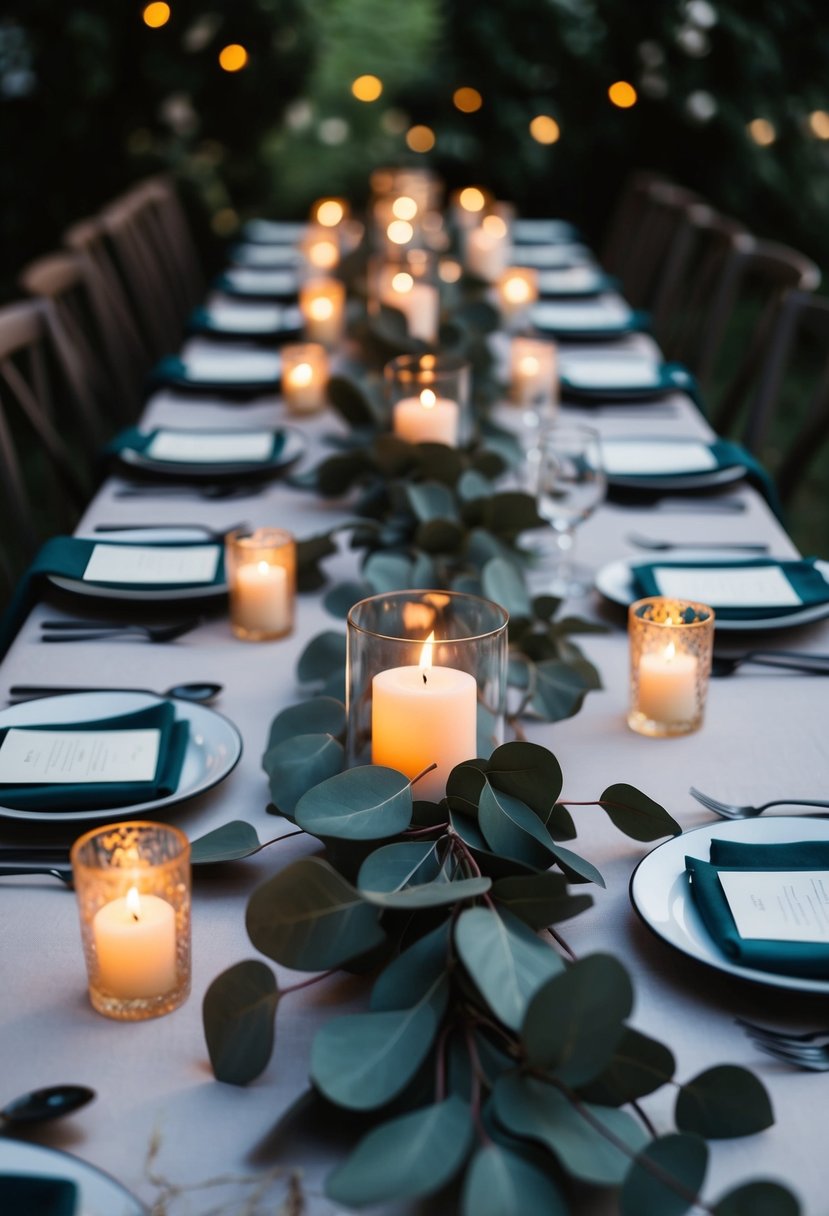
[393,388,460,446]
[380,269,440,342]
[509,336,558,408]
[497,267,539,324]
[637,643,698,724]
[300,278,345,346]
[372,636,477,801]
[281,343,329,414]
[231,561,290,635]
[93,887,176,1000]
[465,216,510,282]
[302,225,340,272]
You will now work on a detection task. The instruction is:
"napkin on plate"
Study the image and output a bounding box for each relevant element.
[0,1175,78,1215]
[188,303,302,340]
[108,426,285,467]
[0,536,225,659]
[530,298,648,338]
[149,350,282,394]
[559,353,697,402]
[686,839,829,977]
[215,268,299,299]
[631,556,829,620]
[0,701,189,811]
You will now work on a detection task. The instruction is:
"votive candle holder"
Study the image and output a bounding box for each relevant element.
[628,597,715,737]
[225,527,295,641]
[281,342,329,415]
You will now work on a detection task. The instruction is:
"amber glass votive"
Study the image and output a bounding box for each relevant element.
[628,597,715,737]
[225,527,296,641]
[71,822,190,1021]
[281,342,329,415]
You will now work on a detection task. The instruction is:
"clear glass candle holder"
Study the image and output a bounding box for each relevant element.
[225,527,296,641]
[346,590,509,802]
[299,276,345,347]
[508,336,559,443]
[281,342,329,415]
[497,267,539,330]
[367,249,440,343]
[628,597,715,737]
[301,225,340,273]
[71,822,190,1021]
[385,352,472,447]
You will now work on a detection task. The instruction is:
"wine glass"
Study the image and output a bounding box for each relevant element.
[530,423,606,596]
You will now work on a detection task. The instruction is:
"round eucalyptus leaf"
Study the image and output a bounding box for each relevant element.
[265,697,347,751]
[323,580,373,619]
[325,1096,473,1206]
[712,1181,801,1216]
[315,450,371,497]
[492,1073,647,1185]
[295,765,413,840]
[326,373,385,428]
[357,839,442,894]
[532,594,563,621]
[492,871,592,929]
[411,550,438,587]
[675,1065,774,1140]
[530,659,594,722]
[620,1133,708,1216]
[372,433,418,477]
[371,921,451,1012]
[413,442,464,486]
[454,906,563,1031]
[415,518,466,554]
[478,782,558,869]
[310,1001,440,1110]
[599,783,681,842]
[406,480,459,522]
[202,960,279,1086]
[482,556,531,620]
[466,526,522,570]
[190,820,262,866]
[246,857,385,969]
[544,839,606,888]
[297,630,347,684]
[263,732,344,818]
[446,760,488,814]
[579,1027,677,1106]
[521,953,634,1085]
[296,530,339,591]
[363,550,413,593]
[482,491,545,539]
[462,1144,569,1216]
[457,468,493,502]
[486,741,564,822]
[363,874,492,909]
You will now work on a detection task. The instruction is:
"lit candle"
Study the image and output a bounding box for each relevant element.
[93,887,176,1000]
[232,560,291,636]
[393,387,460,446]
[497,267,539,324]
[381,269,440,342]
[302,225,340,272]
[311,197,349,228]
[372,633,477,801]
[509,336,558,409]
[300,277,345,346]
[637,642,698,724]
[281,342,329,413]
[451,186,489,230]
[465,215,509,282]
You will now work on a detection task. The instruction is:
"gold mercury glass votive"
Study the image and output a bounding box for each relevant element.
[628,597,715,737]
[281,342,329,415]
[225,527,296,641]
[71,822,191,1021]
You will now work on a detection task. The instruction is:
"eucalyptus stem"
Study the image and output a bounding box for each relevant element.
[254,829,305,853]
[434,1020,454,1104]
[464,1023,493,1148]
[280,969,337,997]
[403,822,450,837]
[545,925,578,962]
[410,762,438,788]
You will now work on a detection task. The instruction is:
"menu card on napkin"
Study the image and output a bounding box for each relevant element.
[650,564,802,608]
[718,870,829,943]
[204,303,285,332]
[0,727,161,785]
[532,297,632,329]
[602,440,718,476]
[146,430,275,464]
[83,543,220,586]
[180,351,282,383]
[560,352,662,389]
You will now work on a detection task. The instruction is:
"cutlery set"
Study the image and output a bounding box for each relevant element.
[39,618,201,643]
[738,1020,829,1072]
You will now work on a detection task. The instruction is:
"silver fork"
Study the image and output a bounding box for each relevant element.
[627,532,769,553]
[689,786,829,819]
[40,619,201,644]
[738,1021,829,1071]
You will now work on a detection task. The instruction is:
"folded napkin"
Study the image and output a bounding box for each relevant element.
[0,536,225,658]
[0,701,189,811]
[530,299,649,338]
[0,1175,78,1216]
[631,556,829,620]
[188,303,302,339]
[242,218,307,244]
[149,351,282,395]
[560,354,698,403]
[230,242,301,268]
[108,427,285,467]
[512,218,582,244]
[215,268,299,299]
[536,267,616,298]
[686,839,829,977]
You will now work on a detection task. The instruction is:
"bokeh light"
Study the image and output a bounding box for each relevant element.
[352,75,383,102]
[748,117,776,146]
[808,110,829,139]
[453,87,483,113]
[439,259,463,284]
[387,220,414,245]
[143,3,170,28]
[608,80,638,108]
[458,186,486,213]
[406,125,435,153]
[482,214,507,237]
[314,199,346,227]
[392,196,418,221]
[219,44,248,72]
[529,115,560,144]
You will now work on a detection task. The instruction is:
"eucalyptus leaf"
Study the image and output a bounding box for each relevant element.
[406,480,459,522]
[263,733,344,818]
[492,1073,648,1185]
[486,741,564,823]
[297,630,348,684]
[712,1182,801,1216]
[295,764,413,840]
[620,1133,708,1216]
[323,580,373,618]
[265,697,346,750]
[599,783,681,842]
[246,857,385,969]
[413,442,464,486]
[202,960,279,1086]
[325,1096,473,1206]
[311,997,441,1110]
[521,954,633,1084]
[327,373,384,428]
[315,450,371,497]
[363,550,413,593]
[478,782,558,869]
[579,1027,677,1106]
[462,1144,569,1216]
[481,491,545,539]
[457,468,494,502]
[482,556,531,619]
[190,820,262,866]
[446,760,488,815]
[372,433,418,478]
[493,871,592,928]
[357,839,441,893]
[531,659,594,722]
[415,517,466,553]
[370,921,451,1012]
[454,906,564,1031]
[675,1066,774,1139]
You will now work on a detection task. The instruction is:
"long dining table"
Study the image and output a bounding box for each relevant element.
[1,240,828,1215]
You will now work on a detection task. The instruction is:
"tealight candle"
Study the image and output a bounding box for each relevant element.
[225,528,295,641]
[628,597,715,737]
[372,633,478,802]
[311,197,349,228]
[509,336,558,411]
[300,277,345,346]
[393,388,459,446]
[281,342,329,414]
[302,225,340,272]
[465,215,510,282]
[385,353,472,448]
[71,822,191,1021]
[497,267,539,325]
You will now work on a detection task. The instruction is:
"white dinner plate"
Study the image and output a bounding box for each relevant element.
[601,437,746,491]
[0,691,242,824]
[0,1139,147,1215]
[117,427,305,480]
[513,243,595,268]
[49,530,228,603]
[630,816,829,994]
[594,551,829,632]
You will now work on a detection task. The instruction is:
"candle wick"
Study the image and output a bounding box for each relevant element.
[422,672,427,686]
[131,911,139,922]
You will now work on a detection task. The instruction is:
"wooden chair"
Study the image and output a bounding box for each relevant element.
[601,170,670,287]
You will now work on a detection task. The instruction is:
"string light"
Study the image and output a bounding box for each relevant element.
[219,44,248,72]
[608,80,638,108]
[529,115,560,144]
[351,75,383,102]
[406,125,435,153]
[453,87,482,113]
[142,3,170,28]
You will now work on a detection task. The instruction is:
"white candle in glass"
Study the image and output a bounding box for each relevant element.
[381,269,439,341]
[637,642,698,724]
[232,560,290,635]
[282,343,329,413]
[300,278,345,346]
[497,267,538,324]
[465,215,509,282]
[93,887,177,1000]
[393,388,459,445]
[509,337,558,408]
[372,634,477,801]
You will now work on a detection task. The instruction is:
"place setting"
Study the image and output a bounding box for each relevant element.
[107,425,306,482]
[187,300,303,343]
[148,345,285,397]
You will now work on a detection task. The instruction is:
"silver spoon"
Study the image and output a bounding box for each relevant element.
[627,532,769,553]
[7,681,223,704]
[1,1084,96,1131]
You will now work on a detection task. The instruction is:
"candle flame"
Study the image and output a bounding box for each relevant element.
[126,886,141,921]
[504,275,531,303]
[518,355,540,376]
[309,297,334,320]
[419,388,437,409]
[315,199,345,227]
[419,631,435,674]
[387,219,414,245]
[308,240,338,269]
[290,361,313,387]
[392,195,418,221]
[391,271,414,294]
[664,641,677,662]
[257,560,270,575]
[459,186,485,213]
[482,214,507,238]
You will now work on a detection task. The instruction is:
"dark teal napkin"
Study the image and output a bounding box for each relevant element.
[107,427,285,465]
[0,701,189,811]
[608,438,780,516]
[560,361,701,406]
[686,839,829,977]
[148,355,281,395]
[0,536,225,659]
[0,1175,78,1215]
[631,556,829,620]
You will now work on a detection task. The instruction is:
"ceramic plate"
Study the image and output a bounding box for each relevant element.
[560,353,695,401]
[191,303,302,341]
[242,219,307,244]
[117,428,305,480]
[513,245,594,269]
[601,437,746,491]
[537,267,611,297]
[512,218,581,244]
[0,691,242,824]
[230,243,302,268]
[0,1140,147,1215]
[594,551,829,632]
[630,817,829,994]
[218,269,300,299]
[531,298,641,340]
